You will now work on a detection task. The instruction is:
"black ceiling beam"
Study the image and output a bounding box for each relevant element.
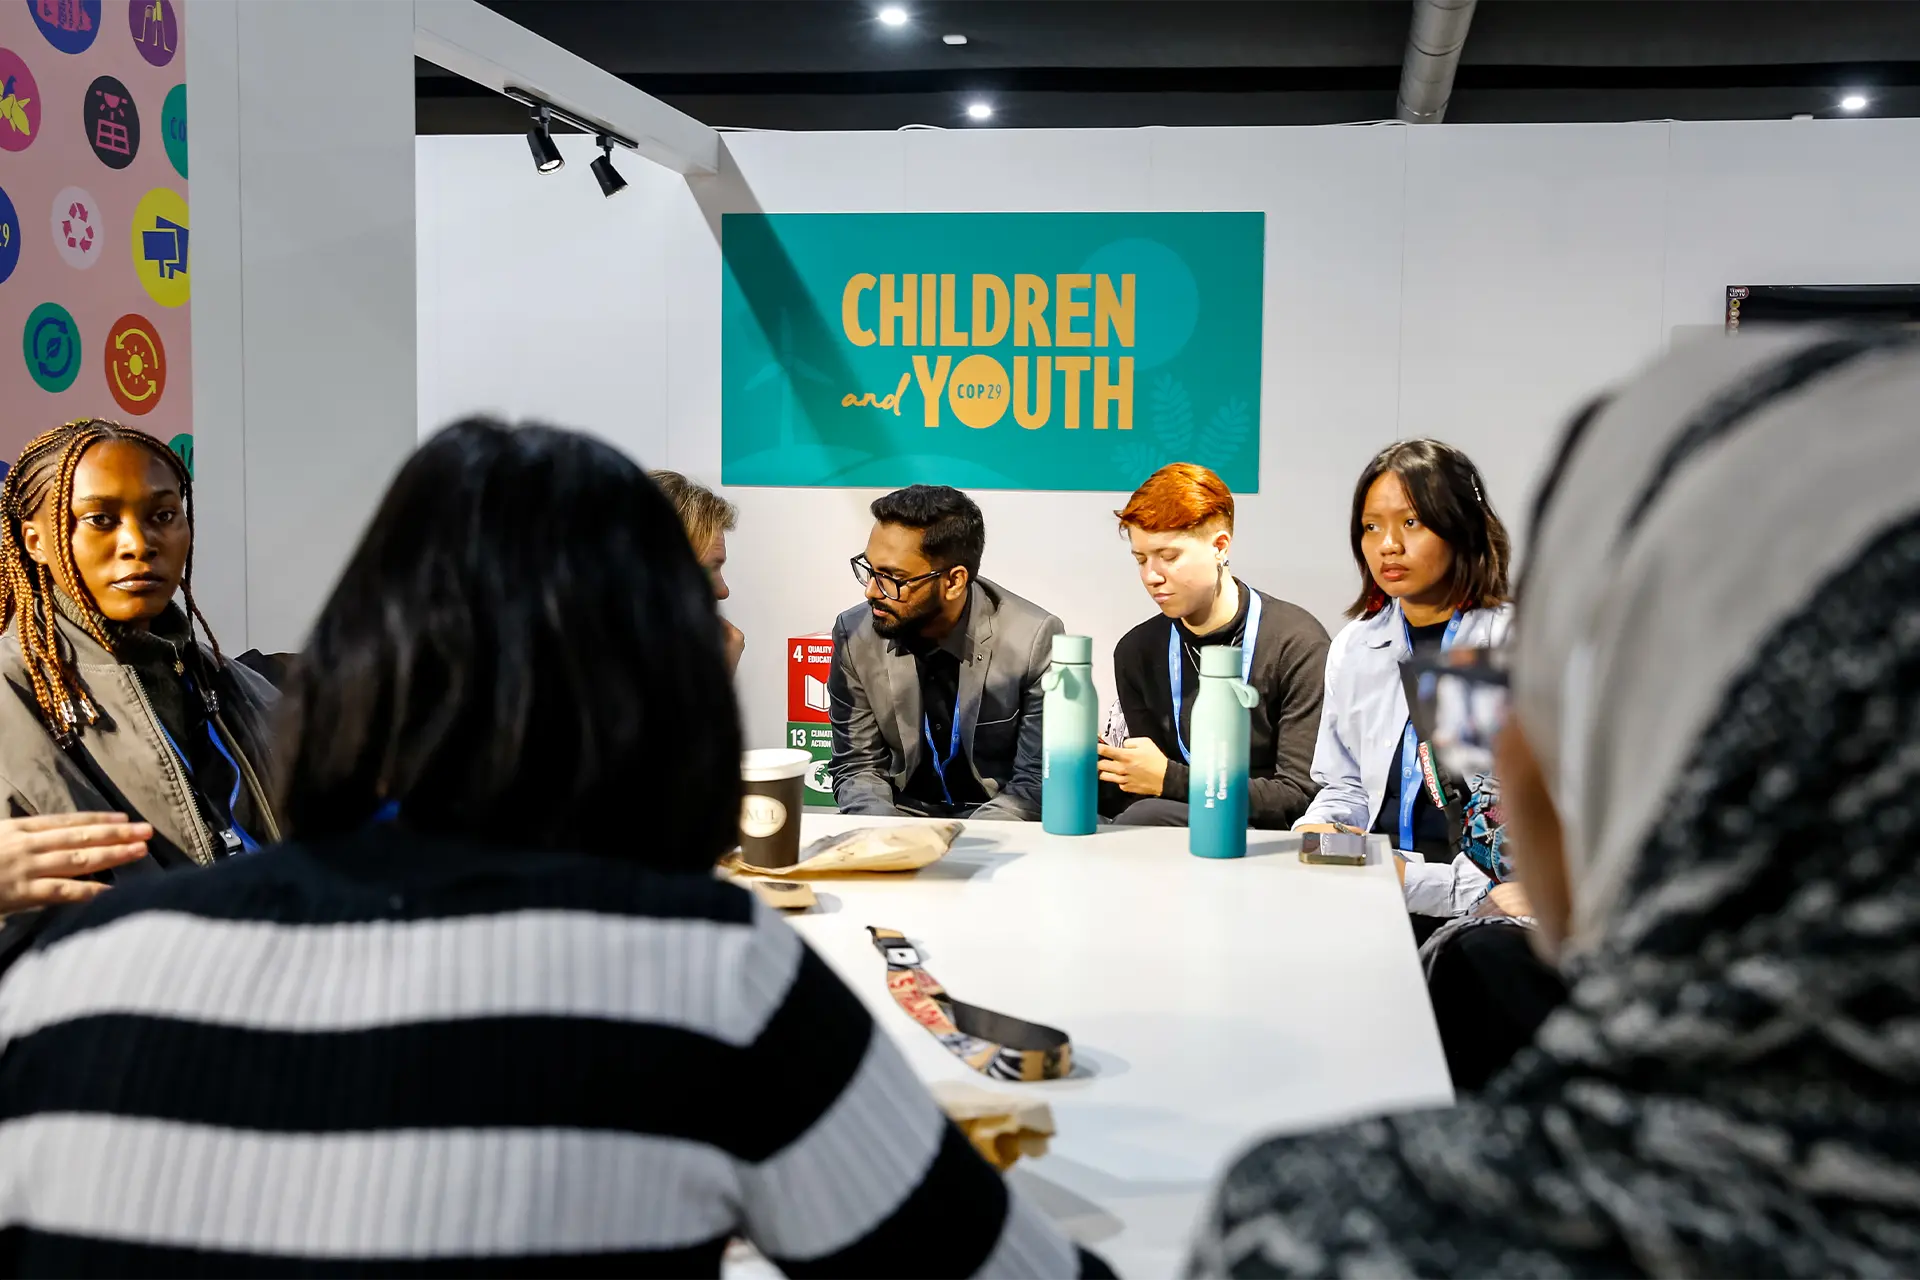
[417,61,1920,99]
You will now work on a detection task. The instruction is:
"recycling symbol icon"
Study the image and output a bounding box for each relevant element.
[51,186,102,270]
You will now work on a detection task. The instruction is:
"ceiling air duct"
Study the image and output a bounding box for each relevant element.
[1395,0,1478,124]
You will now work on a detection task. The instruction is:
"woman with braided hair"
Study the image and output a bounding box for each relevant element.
[0,419,279,932]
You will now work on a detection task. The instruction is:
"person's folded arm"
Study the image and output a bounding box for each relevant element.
[1292,641,1370,831]
[1248,627,1330,828]
[1401,853,1493,917]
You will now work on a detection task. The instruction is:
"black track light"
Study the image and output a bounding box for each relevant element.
[591,134,627,197]
[527,106,563,174]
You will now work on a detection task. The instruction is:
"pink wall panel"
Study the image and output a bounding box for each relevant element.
[1,0,189,465]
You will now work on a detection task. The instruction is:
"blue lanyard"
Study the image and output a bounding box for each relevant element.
[1167,588,1262,764]
[922,710,963,806]
[1398,609,1464,851]
[157,715,261,855]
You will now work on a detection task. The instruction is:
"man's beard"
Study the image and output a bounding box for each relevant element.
[870,597,935,638]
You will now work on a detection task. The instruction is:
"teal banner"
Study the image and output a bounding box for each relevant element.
[722,212,1264,492]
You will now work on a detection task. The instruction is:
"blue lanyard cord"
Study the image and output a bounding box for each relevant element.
[1167,588,1263,764]
[157,715,261,855]
[1398,609,1465,852]
[922,710,963,807]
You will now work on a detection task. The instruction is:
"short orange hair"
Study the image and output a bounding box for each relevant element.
[1114,462,1234,535]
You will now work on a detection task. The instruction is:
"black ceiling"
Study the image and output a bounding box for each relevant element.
[416,1,1920,133]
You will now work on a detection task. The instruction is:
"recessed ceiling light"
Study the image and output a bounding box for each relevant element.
[966,101,992,120]
[878,5,907,25]
[1840,92,1869,111]
[943,33,968,45]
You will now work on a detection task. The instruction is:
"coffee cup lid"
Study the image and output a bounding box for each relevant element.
[741,748,813,781]
[1051,634,1092,664]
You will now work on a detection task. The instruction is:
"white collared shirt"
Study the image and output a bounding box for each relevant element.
[1294,600,1513,916]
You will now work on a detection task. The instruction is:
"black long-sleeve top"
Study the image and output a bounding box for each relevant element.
[1103,581,1330,828]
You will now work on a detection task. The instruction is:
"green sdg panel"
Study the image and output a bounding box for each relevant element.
[785,722,836,807]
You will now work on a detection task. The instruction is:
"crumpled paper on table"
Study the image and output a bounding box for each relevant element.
[930,1080,1055,1170]
[730,821,963,877]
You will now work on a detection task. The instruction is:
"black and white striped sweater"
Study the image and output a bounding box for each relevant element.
[0,827,1102,1277]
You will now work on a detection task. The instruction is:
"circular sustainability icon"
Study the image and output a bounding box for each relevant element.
[160,81,184,177]
[105,313,166,415]
[0,184,21,285]
[30,0,101,54]
[130,186,188,307]
[50,185,103,269]
[0,47,41,152]
[24,302,82,393]
[128,0,177,68]
[83,74,138,169]
[168,431,193,478]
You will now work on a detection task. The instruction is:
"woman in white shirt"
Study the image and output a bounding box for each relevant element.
[1295,439,1515,931]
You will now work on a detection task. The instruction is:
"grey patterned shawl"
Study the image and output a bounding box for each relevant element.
[1188,331,1920,1278]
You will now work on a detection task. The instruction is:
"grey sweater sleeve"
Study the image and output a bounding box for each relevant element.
[1246,603,1330,829]
[826,616,904,817]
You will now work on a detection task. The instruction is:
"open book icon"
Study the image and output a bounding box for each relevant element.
[805,674,830,714]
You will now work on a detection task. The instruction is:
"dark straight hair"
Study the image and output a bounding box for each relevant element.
[870,484,986,577]
[278,417,741,870]
[1346,438,1512,618]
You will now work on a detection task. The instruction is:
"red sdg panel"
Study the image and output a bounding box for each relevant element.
[787,634,835,723]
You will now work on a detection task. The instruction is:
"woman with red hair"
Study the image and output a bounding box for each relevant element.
[1099,464,1329,827]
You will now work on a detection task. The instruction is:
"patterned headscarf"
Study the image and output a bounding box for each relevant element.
[1189,330,1920,1277]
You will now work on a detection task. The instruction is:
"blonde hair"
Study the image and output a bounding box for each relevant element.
[649,471,737,558]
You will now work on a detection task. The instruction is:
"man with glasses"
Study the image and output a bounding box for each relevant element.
[828,485,1064,820]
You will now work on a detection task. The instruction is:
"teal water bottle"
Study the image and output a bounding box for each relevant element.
[1188,644,1260,858]
[1040,634,1098,835]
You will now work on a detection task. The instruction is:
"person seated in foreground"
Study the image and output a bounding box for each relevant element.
[1294,440,1515,931]
[0,419,279,964]
[829,484,1063,821]
[1099,464,1328,827]
[0,419,1107,1278]
[651,469,746,673]
[1190,331,1920,1276]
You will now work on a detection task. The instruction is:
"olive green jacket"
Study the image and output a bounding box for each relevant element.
[0,608,281,872]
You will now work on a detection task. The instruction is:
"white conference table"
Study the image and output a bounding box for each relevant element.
[746,813,1455,1279]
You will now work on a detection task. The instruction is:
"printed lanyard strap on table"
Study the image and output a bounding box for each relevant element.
[156,711,260,857]
[1398,610,1464,852]
[1167,589,1262,763]
[868,927,1072,1082]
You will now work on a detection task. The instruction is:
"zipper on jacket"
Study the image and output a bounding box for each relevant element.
[212,708,282,844]
[124,669,218,866]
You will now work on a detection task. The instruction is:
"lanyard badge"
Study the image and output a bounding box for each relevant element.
[869,927,1072,1082]
[1397,609,1464,852]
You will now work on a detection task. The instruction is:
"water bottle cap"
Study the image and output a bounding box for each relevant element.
[1051,634,1093,664]
[1199,645,1243,677]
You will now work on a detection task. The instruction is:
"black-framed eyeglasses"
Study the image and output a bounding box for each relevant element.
[851,554,943,602]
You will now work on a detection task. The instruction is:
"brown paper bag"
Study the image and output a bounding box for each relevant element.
[929,1080,1055,1171]
[725,821,963,877]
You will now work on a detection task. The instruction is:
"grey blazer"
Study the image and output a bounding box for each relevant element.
[827,578,1064,821]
